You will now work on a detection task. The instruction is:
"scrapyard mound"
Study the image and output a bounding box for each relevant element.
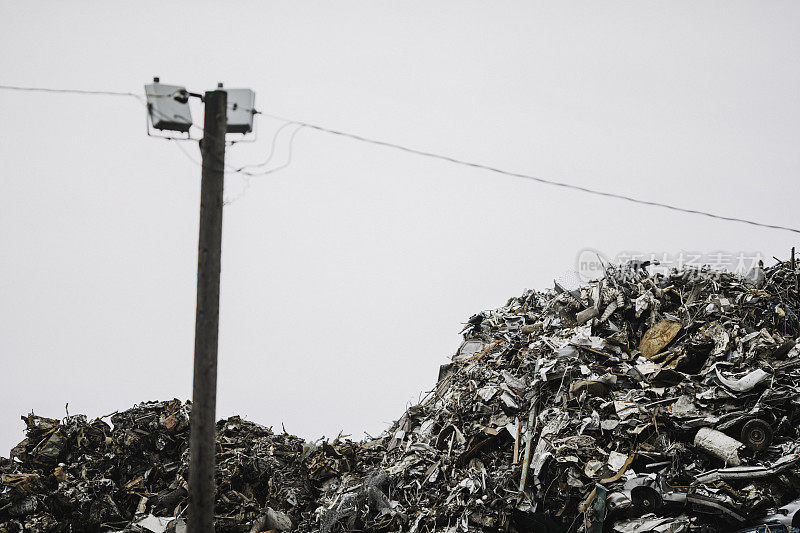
[2,258,800,533]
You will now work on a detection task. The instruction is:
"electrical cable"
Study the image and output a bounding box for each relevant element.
[236,124,304,177]
[0,84,144,102]
[0,84,200,137]
[223,124,304,204]
[3,84,799,234]
[235,121,296,171]
[171,136,253,206]
[260,113,800,235]
[171,139,202,168]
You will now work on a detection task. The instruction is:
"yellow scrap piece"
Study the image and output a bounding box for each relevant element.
[53,466,67,482]
[600,454,635,484]
[1,472,40,493]
[639,319,682,359]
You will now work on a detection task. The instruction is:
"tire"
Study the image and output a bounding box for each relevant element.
[631,485,663,513]
[740,419,773,451]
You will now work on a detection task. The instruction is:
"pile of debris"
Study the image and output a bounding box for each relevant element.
[0,401,322,533]
[2,258,800,532]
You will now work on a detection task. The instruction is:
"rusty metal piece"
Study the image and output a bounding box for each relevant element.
[639,319,682,359]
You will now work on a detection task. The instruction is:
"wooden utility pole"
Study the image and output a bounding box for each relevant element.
[188,88,227,533]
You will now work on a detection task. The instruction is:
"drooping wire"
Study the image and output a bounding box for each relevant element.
[236,124,305,177]
[259,113,800,235]
[223,175,251,206]
[223,123,305,204]
[0,84,145,101]
[3,84,799,233]
[171,136,253,206]
[171,139,202,168]
[0,84,201,137]
[235,121,296,172]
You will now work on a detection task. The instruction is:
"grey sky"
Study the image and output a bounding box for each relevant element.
[1,1,799,455]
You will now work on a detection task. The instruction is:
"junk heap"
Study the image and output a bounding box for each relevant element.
[2,258,800,533]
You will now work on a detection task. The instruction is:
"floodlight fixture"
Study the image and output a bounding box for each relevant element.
[144,77,193,133]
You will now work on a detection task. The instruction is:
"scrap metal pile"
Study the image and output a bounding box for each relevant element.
[2,258,800,532]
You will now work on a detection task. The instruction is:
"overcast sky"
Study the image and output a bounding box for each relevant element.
[1,1,799,454]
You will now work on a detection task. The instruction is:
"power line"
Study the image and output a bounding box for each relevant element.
[261,113,800,235]
[235,121,296,171]
[2,83,799,235]
[223,124,305,205]
[0,84,203,135]
[0,84,204,140]
[236,123,305,177]
[0,84,144,102]
[171,139,202,167]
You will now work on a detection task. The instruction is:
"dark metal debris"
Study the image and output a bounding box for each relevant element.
[3,258,800,532]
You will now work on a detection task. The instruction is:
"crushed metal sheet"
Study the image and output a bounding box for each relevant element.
[3,257,800,532]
